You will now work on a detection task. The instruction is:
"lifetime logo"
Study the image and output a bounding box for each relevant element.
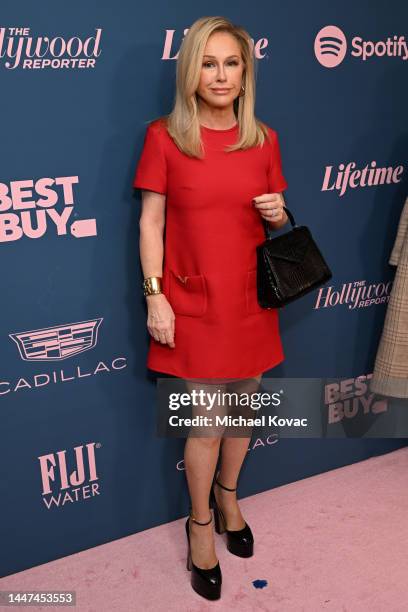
[162,28,268,60]
[314,25,408,68]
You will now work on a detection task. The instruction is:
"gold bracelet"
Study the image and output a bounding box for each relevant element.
[142,276,162,296]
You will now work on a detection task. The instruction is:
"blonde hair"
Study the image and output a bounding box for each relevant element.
[155,16,271,158]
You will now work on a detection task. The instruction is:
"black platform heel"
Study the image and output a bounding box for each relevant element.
[210,471,254,558]
[185,512,222,600]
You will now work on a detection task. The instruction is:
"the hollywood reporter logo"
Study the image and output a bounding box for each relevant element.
[39,442,101,509]
[315,25,408,67]
[0,176,97,243]
[0,27,102,70]
[314,279,392,310]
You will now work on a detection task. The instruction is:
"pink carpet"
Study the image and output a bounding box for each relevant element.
[2,447,408,611]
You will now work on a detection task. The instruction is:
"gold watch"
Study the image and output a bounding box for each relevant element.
[143,276,162,296]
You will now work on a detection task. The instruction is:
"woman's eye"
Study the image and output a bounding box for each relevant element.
[202,61,239,68]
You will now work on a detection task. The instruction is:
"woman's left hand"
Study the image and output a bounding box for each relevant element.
[252,193,285,223]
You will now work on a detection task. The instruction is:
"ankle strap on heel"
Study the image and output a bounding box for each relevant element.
[215,471,237,492]
[189,513,213,526]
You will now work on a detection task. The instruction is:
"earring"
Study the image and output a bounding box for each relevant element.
[239,84,245,97]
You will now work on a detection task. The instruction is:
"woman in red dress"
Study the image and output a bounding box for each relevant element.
[133,16,288,601]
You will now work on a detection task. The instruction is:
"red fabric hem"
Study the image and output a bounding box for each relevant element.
[146,355,285,380]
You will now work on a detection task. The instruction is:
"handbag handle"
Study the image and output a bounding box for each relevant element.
[261,198,298,239]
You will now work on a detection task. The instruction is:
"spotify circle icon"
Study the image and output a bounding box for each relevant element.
[314,25,347,68]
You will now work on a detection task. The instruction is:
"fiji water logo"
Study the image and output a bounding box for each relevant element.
[315,25,408,67]
[0,175,97,243]
[10,318,103,361]
[0,27,102,70]
[324,374,388,424]
[38,442,101,509]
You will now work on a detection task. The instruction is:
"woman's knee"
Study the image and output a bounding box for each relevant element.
[187,433,224,446]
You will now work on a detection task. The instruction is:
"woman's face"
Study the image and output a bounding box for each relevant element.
[196,31,244,111]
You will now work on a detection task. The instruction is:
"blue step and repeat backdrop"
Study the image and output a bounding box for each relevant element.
[1,1,407,576]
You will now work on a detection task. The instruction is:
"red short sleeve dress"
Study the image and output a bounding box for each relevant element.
[133,118,288,379]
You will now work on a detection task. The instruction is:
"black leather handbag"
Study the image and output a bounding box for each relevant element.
[256,203,332,308]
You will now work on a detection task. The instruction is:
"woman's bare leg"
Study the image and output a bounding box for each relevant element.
[183,378,227,569]
[215,374,262,530]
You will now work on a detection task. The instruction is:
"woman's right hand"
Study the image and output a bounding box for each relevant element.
[146,294,175,348]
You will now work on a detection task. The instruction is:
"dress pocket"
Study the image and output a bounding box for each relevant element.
[168,270,207,317]
[245,268,264,315]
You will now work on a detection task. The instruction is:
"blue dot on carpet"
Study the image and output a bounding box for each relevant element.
[252,579,268,589]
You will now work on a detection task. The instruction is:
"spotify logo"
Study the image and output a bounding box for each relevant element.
[315,25,408,68]
[314,25,347,68]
